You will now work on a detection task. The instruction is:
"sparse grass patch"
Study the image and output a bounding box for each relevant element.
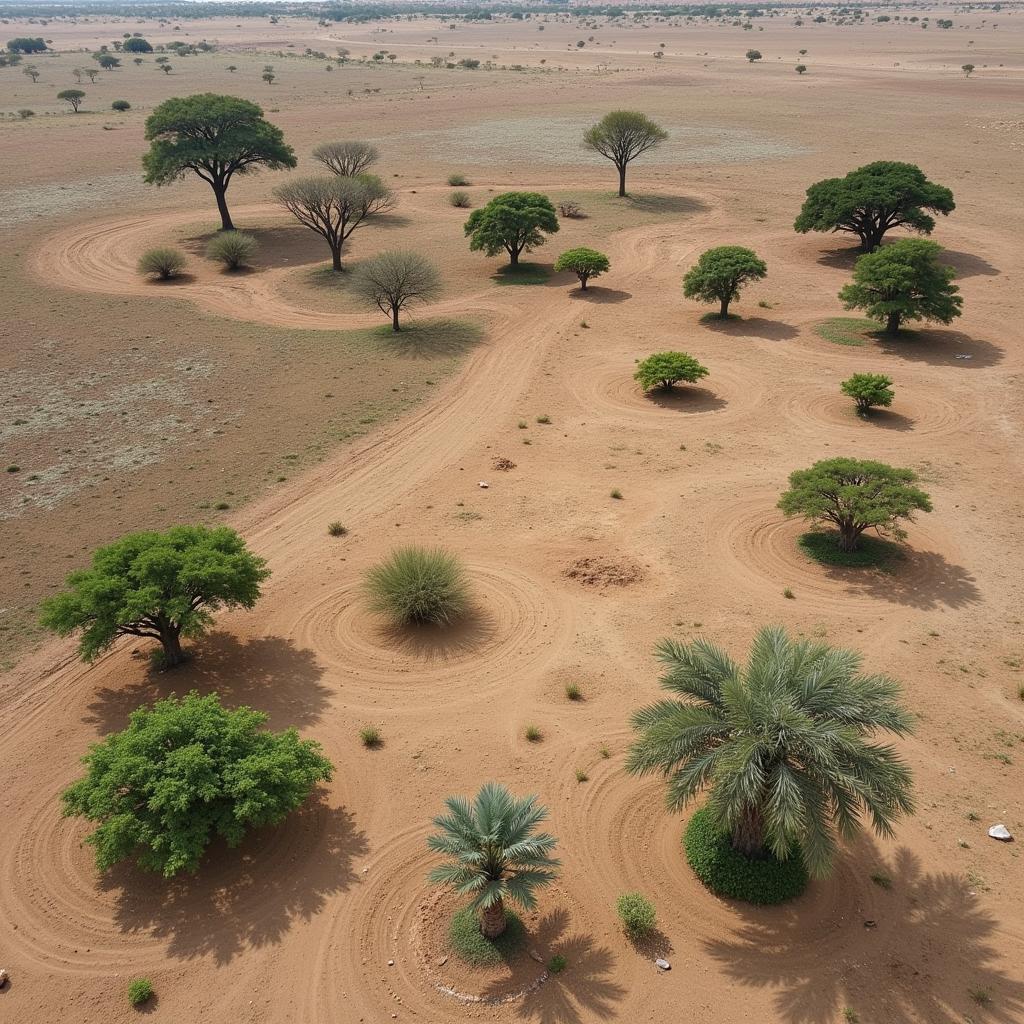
[783,588,795,599]
[525,724,542,742]
[870,872,892,889]
[447,172,469,186]
[565,681,582,701]
[814,317,880,347]
[610,488,623,500]
[798,530,903,569]
[843,1010,860,1023]
[206,230,257,271]
[449,906,525,966]
[969,987,992,1007]
[493,262,551,286]
[449,190,471,208]
[575,768,589,783]
[127,979,154,1007]
[359,725,382,747]
[328,521,347,537]
[536,414,551,424]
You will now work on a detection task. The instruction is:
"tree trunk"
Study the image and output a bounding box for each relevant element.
[838,522,862,553]
[331,245,342,272]
[480,899,507,939]
[885,311,902,335]
[617,164,627,198]
[719,296,730,318]
[730,806,767,860]
[212,183,234,232]
[508,248,520,267]
[160,627,185,668]
[391,305,401,332]
[580,274,588,291]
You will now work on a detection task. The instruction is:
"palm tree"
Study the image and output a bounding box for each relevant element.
[626,626,915,878]
[426,782,560,938]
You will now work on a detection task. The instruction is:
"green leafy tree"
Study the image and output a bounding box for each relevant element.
[745,48,762,61]
[626,626,915,877]
[58,88,86,112]
[123,37,153,53]
[795,63,807,74]
[839,238,961,334]
[794,161,955,252]
[94,52,121,69]
[634,351,709,392]
[582,110,668,197]
[7,36,47,53]
[22,64,39,82]
[840,372,894,414]
[352,249,441,331]
[553,247,610,290]
[40,525,270,666]
[778,457,932,552]
[62,692,333,876]
[274,174,394,272]
[143,93,297,232]
[463,192,559,267]
[961,63,974,77]
[683,245,767,318]
[427,782,560,938]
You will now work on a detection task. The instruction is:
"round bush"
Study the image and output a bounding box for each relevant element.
[684,808,808,904]
[447,172,469,186]
[365,545,469,626]
[615,891,656,938]
[127,978,153,1007]
[137,247,186,280]
[206,230,257,271]
[449,190,471,208]
[111,99,131,111]
[449,906,525,966]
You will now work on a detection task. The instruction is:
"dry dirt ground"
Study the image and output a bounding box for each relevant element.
[2,7,1024,1024]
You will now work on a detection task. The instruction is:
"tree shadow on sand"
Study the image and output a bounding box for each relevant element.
[100,797,367,965]
[373,318,484,359]
[623,193,709,216]
[848,407,916,432]
[373,604,498,662]
[568,286,633,304]
[701,315,799,341]
[940,248,999,279]
[643,385,726,414]
[82,633,331,733]
[870,327,1003,368]
[703,843,1024,1024]
[496,907,626,1024]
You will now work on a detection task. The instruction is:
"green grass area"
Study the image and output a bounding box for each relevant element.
[492,262,552,286]
[814,317,881,347]
[798,530,904,569]
[699,311,740,323]
[448,906,526,966]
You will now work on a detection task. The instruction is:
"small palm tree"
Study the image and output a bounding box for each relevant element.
[426,782,560,938]
[626,626,914,877]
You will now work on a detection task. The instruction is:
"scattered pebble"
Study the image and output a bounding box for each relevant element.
[655,958,671,971]
[478,481,489,488]
[988,824,1013,842]
[388,959,395,967]
[0,968,8,988]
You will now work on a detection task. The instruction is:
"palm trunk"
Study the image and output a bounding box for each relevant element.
[480,899,506,938]
[730,806,766,859]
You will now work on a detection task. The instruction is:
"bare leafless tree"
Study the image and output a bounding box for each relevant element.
[311,140,380,177]
[353,250,441,331]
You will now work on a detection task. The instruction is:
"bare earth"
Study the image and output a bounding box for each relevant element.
[1,7,1023,1024]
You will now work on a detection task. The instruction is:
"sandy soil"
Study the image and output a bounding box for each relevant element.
[1,7,1023,1024]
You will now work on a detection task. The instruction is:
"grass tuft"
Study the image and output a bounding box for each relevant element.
[449,906,525,966]
[365,545,469,626]
[565,681,582,701]
[525,724,542,742]
[328,521,348,537]
[360,725,382,747]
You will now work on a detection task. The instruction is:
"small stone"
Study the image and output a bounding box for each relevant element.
[0,968,9,988]
[387,959,395,966]
[529,949,544,964]
[655,958,671,971]
[436,955,448,967]
[988,824,1013,842]
[478,481,489,488]
[863,919,877,929]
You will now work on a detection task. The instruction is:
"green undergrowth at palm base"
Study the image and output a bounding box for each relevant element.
[684,808,808,904]
[798,530,903,569]
[814,317,881,347]
[449,906,527,966]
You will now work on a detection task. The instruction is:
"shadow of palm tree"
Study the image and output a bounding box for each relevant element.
[100,797,368,965]
[643,384,726,413]
[372,318,484,359]
[701,315,799,341]
[703,843,1024,1024]
[83,633,331,732]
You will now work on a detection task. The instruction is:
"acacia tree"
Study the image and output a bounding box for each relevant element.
[553,247,610,290]
[352,250,441,331]
[22,64,39,82]
[274,174,395,271]
[683,245,767,318]
[839,238,961,334]
[464,192,559,267]
[312,139,379,177]
[626,626,915,878]
[840,373,894,414]
[634,351,709,392]
[40,525,270,666]
[794,161,955,252]
[143,93,296,232]
[62,692,333,876]
[778,457,932,552]
[745,48,763,61]
[583,110,668,197]
[58,88,86,111]
[427,782,560,938]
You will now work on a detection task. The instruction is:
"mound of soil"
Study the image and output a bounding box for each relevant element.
[563,556,645,588]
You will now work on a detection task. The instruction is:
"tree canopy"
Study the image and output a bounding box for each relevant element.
[841,372,894,414]
[312,139,379,177]
[123,36,153,52]
[463,192,559,266]
[274,173,394,271]
[626,626,915,878]
[352,249,441,330]
[794,161,955,252]
[427,782,560,938]
[778,457,932,552]
[683,245,767,318]
[582,110,668,196]
[58,88,86,112]
[839,238,962,335]
[7,36,47,53]
[634,351,709,392]
[62,692,333,876]
[143,93,296,231]
[40,525,270,666]
[552,247,610,290]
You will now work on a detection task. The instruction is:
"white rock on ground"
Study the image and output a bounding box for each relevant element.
[988,824,1013,841]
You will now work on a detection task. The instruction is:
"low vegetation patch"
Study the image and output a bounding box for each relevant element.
[814,317,880,347]
[137,246,186,280]
[492,262,551,286]
[684,808,808,904]
[206,230,258,271]
[616,891,656,939]
[798,530,903,569]
[127,978,154,1007]
[365,545,469,626]
[448,906,526,966]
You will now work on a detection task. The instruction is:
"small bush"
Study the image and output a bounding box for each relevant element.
[449,906,525,965]
[841,372,894,414]
[565,681,582,701]
[536,414,551,424]
[18,108,36,119]
[558,200,584,218]
[127,979,154,1007]
[206,230,257,271]
[547,953,567,973]
[616,891,656,938]
[525,724,542,742]
[359,725,381,747]
[782,587,795,599]
[610,489,623,500]
[684,807,808,904]
[111,99,131,111]
[327,521,347,537]
[447,172,469,186]
[137,246,186,280]
[365,545,469,626]
[449,190,471,208]
[575,768,588,783]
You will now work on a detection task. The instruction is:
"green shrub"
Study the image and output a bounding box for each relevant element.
[610,488,623,500]
[137,246,186,280]
[634,351,709,392]
[447,172,469,186]
[111,99,131,111]
[449,905,525,965]
[548,953,567,973]
[359,725,381,747]
[365,545,469,626]
[525,724,542,742]
[327,521,347,537]
[575,768,588,783]
[565,681,582,701]
[206,230,257,270]
[840,372,894,414]
[127,978,154,1007]
[449,190,471,208]
[616,891,656,938]
[684,807,808,904]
